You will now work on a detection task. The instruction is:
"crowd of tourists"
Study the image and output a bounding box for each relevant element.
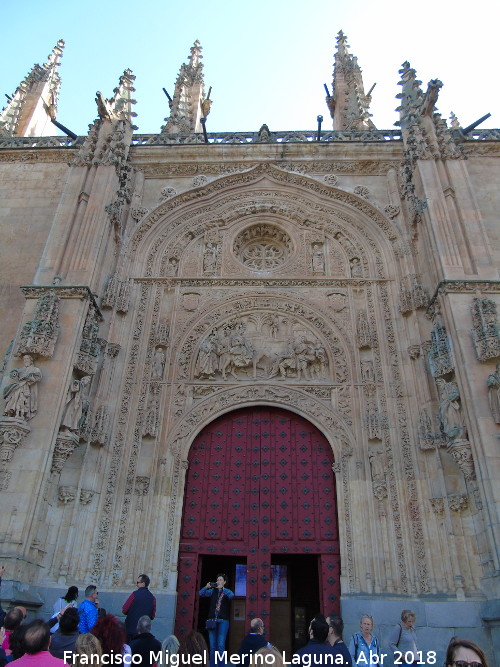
[0,567,491,667]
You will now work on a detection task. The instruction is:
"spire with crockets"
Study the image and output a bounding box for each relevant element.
[325,31,375,131]
[161,40,212,135]
[0,39,65,137]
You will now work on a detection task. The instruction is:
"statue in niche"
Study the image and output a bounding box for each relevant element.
[436,378,467,440]
[165,257,179,276]
[487,363,500,424]
[3,354,42,421]
[368,447,385,482]
[311,243,325,273]
[361,360,375,383]
[350,257,363,277]
[60,375,91,434]
[152,347,166,379]
[203,242,218,273]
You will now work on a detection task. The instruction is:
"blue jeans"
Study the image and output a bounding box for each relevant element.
[208,619,229,667]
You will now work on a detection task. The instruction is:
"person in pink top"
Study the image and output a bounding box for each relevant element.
[10,619,65,666]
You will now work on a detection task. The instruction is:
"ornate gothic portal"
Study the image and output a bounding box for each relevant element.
[175,407,340,647]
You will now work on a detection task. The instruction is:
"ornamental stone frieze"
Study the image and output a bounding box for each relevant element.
[471,297,500,361]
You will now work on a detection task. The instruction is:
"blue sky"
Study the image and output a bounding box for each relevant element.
[1,0,498,135]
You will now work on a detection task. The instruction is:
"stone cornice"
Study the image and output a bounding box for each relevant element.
[428,279,500,308]
[20,285,103,318]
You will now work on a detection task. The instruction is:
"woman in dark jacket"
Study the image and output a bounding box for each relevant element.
[199,574,234,667]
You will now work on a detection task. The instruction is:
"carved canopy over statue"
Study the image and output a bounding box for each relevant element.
[193,314,329,381]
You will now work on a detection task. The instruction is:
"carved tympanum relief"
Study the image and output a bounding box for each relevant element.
[193,314,329,382]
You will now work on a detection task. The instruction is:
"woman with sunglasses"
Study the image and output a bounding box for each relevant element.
[199,574,234,666]
[446,638,489,667]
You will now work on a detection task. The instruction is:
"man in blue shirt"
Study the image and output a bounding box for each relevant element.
[77,585,99,633]
[295,615,336,666]
[326,614,352,666]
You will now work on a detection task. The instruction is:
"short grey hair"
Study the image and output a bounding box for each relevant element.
[137,615,152,634]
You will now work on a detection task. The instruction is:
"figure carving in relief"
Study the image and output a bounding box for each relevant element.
[203,243,218,274]
[311,243,325,273]
[194,333,218,379]
[60,376,91,434]
[165,257,179,276]
[361,360,375,383]
[3,355,42,421]
[152,347,166,379]
[350,257,363,277]
[436,378,467,440]
[193,316,330,382]
[487,363,500,424]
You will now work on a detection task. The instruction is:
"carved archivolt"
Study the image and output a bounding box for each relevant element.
[128,164,403,281]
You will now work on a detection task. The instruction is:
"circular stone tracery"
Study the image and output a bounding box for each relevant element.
[234,224,292,271]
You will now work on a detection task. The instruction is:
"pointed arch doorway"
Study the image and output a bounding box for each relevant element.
[175,407,340,653]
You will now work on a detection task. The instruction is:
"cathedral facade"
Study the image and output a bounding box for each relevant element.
[1,35,499,662]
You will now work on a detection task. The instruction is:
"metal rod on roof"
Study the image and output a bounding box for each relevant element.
[162,88,172,102]
[317,115,323,142]
[200,117,208,144]
[461,113,491,135]
[50,118,77,140]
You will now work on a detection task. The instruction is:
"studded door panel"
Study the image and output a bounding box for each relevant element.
[175,407,340,637]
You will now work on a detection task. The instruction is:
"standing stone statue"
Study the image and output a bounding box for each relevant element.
[311,243,325,273]
[436,378,467,440]
[60,376,91,433]
[487,363,500,424]
[152,347,166,379]
[3,354,42,421]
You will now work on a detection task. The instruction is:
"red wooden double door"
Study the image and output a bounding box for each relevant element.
[175,407,340,649]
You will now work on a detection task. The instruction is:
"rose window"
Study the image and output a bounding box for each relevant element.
[234,224,292,271]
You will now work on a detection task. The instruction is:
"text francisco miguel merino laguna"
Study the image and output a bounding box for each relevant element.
[63,652,358,665]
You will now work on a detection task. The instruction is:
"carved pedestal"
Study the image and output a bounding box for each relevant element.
[51,433,80,474]
[447,439,476,481]
[0,417,31,462]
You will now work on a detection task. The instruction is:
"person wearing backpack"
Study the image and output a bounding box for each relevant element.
[348,615,380,665]
[388,610,418,664]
